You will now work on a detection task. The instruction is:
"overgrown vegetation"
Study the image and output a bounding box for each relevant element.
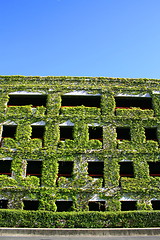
[0,76,159,227]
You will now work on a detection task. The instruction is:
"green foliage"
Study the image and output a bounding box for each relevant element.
[0,210,159,228]
[0,76,159,222]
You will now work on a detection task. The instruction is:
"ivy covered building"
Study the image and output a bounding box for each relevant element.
[0,76,159,212]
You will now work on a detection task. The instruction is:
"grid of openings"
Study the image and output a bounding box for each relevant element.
[26,161,42,178]
[88,201,105,211]
[115,97,152,109]
[89,127,103,141]
[0,160,12,176]
[56,201,73,212]
[116,127,131,141]
[61,95,101,107]
[151,200,160,210]
[0,200,8,209]
[148,162,160,177]
[121,201,137,211]
[58,161,73,177]
[23,200,39,210]
[60,126,73,140]
[8,95,47,107]
[145,128,158,141]
[119,162,134,177]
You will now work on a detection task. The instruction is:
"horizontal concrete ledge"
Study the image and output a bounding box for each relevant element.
[0,228,160,236]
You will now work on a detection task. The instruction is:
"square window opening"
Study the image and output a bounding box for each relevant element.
[23,200,39,210]
[88,161,104,177]
[89,127,103,141]
[31,126,45,139]
[119,162,134,177]
[145,128,158,141]
[56,201,73,212]
[88,201,105,211]
[148,162,160,177]
[121,201,137,211]
[2,125,17,138]
[26,161,42,178]
[58,161,73,177]
[151,200,160,210]
[8,95,47,107]
[60,126,73,140]
[0,160,12,176]
[116,127,131,141]
[61,95,101,108]
[0,200,8,209]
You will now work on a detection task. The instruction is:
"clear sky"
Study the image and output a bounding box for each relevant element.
[0,0,160,79]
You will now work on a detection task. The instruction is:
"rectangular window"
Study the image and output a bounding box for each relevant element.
[0,160,12,176]
[121,201,137,211]
[58,161,73,177]
[31,126,45,139]
[145,128,158,141]
[60,126,73,140]
[148,162,160,177]
[119,162,134,177]
[88,161,104,178]
[1,125,17,147]
[31,126,45,146]
[116,127,131,141]
[56,201,73,212]
[61,95,101,108]
[2,125,17,138]
[88,201,105,211]
[23,200,39,210]
[8,95,47,107]
[88,161,104,187]
[151,200,160,210]
[0,200,8,209]
[89,127,103,141]
[115,97,152,109]
[26,161,42,178]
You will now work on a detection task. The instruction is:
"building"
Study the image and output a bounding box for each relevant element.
[0,76,159,212]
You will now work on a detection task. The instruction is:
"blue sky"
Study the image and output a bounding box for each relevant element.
[0,0,160,78]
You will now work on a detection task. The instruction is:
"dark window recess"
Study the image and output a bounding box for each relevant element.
[56,201,73,212]
[89,127,103,141]
[88,162,104,178]
[116,127,131,141]
[148,162,160,177]
[119,162,134,177]
[23,200,39,210]
[145,128,158,141]
[31,126,45,146]
[151,200,160,210]
[2,125,17,138]
[115,97,152,109]
[58,161,73,177]
[0,160,12,176]
[121,201,137,211]
[60,126,73,140]
[8,95,47,107]
[31,126,45,139]
[61,95,101,108]
[26,161,42,178]
[89,201,105,211]
[0,200,8,209]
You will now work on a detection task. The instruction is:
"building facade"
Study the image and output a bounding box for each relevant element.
[0,76,159,211]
